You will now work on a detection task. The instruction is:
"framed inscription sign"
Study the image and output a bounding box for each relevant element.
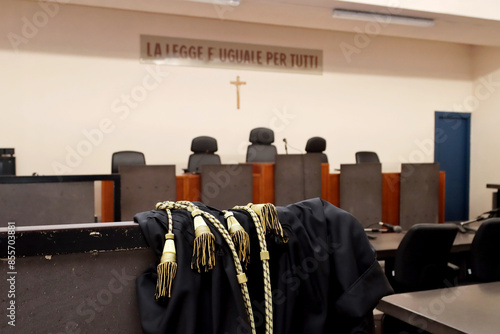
[140,35,323,75]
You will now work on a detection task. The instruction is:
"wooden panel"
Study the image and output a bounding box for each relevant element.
[0,250,154,333]
[176,174,201,202]
[0,222,152,333]
[200,164,253,209]
[179,174,189,201]
[274,154,322,206]
[275,155,304,206]
[326,174,340,207]
[113,168,447,225]
[119,165,176,221]
[321,163,330,201]
[252,163,274,204]
[400,163,440,230]
[252,173,262,203]
[340,163,382,228]
[303,154,323,199]
[101,181,115,222]
[0,182,94,226]
[252,163,264,204]
[382,173,400,226]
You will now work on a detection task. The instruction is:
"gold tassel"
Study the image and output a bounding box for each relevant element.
[191,209,216,273]
[252,203,289,244]
[156,233,177,299]
[225,211,250,269]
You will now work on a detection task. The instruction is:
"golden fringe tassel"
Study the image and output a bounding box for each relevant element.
[191,212,216,273]
[156,261,178,299]
[155,233,177,300]
[225,211,251,269]
[252,203,289,244]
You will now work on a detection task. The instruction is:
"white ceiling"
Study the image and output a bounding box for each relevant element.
[44,0,500,47]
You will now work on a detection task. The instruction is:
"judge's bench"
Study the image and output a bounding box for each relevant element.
[0,158,445,228]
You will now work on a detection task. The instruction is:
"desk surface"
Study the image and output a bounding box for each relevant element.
[377,282,500,334]
[369,224,478,260]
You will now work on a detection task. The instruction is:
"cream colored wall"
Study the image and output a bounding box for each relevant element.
[470,46,500,217]
[2,1,480,212]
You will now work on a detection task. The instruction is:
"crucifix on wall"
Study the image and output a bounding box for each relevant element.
[230,76,246,109]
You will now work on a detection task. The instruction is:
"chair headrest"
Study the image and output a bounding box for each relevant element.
[111,151,145,173]
[249,127,274,145]
[305,137,326,153]
[191,136,218,153]
[356,151,380,163]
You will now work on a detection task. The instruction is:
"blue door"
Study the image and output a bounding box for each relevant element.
[434,112,471,221]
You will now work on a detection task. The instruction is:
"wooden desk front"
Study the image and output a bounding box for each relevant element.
[102,163,444,224]
[1,175,121,225]
[377,282,500,334]
[0,222,151,333]
[175,164,445,225]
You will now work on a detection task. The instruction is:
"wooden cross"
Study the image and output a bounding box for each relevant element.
[230,76,246,109]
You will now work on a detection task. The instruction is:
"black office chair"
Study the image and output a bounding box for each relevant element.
[355,151,380,164]
[246,127,277,163]
[186,136,221,173]
[111,151,146,173]
[305,137,328,163]
[467,218,500,282]
[382,223,459,334]
[386,223,459,293]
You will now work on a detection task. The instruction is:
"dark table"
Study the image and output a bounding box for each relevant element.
[377,281,500,334]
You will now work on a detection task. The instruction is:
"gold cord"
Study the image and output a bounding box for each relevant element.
[234,203,273,334]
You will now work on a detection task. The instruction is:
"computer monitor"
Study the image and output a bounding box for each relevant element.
[0,148,16,176]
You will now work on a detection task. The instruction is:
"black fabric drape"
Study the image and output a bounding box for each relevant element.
[135,198,393,334]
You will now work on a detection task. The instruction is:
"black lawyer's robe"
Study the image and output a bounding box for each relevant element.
[135,198,393,334]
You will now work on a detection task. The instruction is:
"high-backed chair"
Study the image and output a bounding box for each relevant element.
[111,151,145,173]
[355,151,380,164]
[382,223,459,334]
[387,223,458,293]
[467,218,500,282]
[305,137,328,163]
[246,127,277,163]
[186,136,221,173]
